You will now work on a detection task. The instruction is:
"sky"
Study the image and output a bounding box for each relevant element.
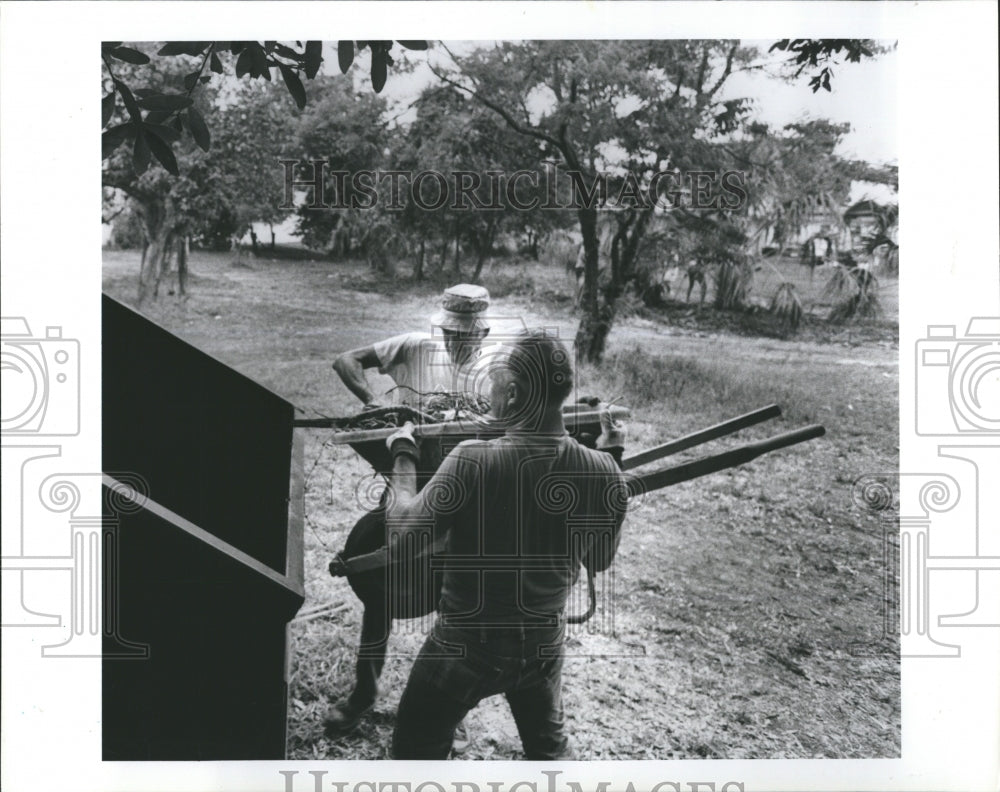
[372,40,898,169]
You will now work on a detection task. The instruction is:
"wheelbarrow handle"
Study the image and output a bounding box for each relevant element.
[627,424,826,498]
[621,403,782,470]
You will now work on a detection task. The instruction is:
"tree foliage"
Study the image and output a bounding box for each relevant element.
[435,40,757,361]
[733,118,855,254]
[770,39,885,92]
[102,56,303,301]
[100,37,890,330]
[101,40,425,177]
[288,77,390,257]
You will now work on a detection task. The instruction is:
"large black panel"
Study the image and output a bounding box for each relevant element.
[102,294,293,574]
[102,495,301,760]
[102,295,304,760]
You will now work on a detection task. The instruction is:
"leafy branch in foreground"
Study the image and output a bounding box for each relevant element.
[770,39,887,92]
[102,40,427,176]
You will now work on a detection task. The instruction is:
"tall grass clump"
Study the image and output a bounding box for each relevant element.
[591,345,823,426]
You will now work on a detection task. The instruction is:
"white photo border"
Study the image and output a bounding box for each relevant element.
[1,2,998,791]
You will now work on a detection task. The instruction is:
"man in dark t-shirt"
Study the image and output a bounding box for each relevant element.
[385,331,627,759]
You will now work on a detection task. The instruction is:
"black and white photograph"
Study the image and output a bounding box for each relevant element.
[1,3,998,792]
[98,34,902,762]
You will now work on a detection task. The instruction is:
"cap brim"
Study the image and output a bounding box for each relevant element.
[431,311,490,332]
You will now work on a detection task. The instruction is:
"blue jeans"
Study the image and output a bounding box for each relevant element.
[392,618,572,760]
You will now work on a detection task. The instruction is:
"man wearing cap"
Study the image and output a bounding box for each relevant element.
[324,284,493,736]
[332,283,492,411]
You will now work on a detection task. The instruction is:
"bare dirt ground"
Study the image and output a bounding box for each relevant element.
[103,248,900,760]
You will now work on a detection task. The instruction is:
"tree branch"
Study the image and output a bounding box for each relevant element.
[694,45,709,96]
[428,62,561,151]
[707,42,740,99]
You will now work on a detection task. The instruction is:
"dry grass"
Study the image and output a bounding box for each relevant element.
[103,248,900,761]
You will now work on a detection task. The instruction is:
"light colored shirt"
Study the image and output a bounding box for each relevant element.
[373,332,498,409]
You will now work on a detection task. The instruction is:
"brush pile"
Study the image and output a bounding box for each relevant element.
[326,390,492,432]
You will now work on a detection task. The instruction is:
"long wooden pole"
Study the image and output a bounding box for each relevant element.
[621,404,782,471]
[626,424,826,498]
[295,405,631,443]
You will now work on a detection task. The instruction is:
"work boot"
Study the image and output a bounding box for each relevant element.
[452,721,470,754]
[323,697,374,734]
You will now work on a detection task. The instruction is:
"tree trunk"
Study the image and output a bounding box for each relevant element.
[451,220,462,279]
[249,227,259,254]
[574,207,653,364]
[437,236,449,272]
[231,236,245,266]
[472,222,497,282]
[138,227,173,305]
[472,250,488,282]
[415,237,425,281]
[176,235,188,296]
[573,206,607,363]
[134,197,174,306]
[137,242,150,305]
[270,223,276,250]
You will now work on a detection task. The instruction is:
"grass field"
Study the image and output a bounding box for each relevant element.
[103,246,900,760]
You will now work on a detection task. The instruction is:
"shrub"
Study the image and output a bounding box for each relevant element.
[108,207,146,250]
[824,264,882,323]
[714,257,754,310]
[769,282,804,333]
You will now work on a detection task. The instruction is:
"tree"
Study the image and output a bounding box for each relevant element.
[102,53,212,303]
[732,118,855,257]
[102,54,301,302]
[769,39,889,93]
[288,77,391,260]
[102,40,426,177]
[194,80,301,254]
[403,85,552,281]
[860,202,899,275]
[433,40,756,362]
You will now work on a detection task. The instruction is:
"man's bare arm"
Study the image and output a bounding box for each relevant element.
[333,345,382,407]
[384,423,437,543]
[383,424,470,536]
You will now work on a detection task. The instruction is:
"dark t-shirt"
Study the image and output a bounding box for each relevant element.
[407,432,626,626]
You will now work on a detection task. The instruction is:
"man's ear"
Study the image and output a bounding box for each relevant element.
[506,380,520,412]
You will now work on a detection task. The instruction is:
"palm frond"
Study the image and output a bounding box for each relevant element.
[829,269,882,323]
[769,281,803,332]
[714,257,753,310]
[821,263,855,301]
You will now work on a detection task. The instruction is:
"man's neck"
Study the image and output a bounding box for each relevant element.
[505,406,566,438]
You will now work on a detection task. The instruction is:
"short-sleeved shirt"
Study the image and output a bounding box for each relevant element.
[373,332,497,409]
[399,432,627,626]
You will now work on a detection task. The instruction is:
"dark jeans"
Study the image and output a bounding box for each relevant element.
[392,619,571,760]
[341,504,439,710]
[349,598,389,709]
[341,507,391,709]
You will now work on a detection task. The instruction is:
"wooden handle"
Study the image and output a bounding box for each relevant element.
[622,404,782,471]
[627,424,825,498]
[301,405,631,444]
